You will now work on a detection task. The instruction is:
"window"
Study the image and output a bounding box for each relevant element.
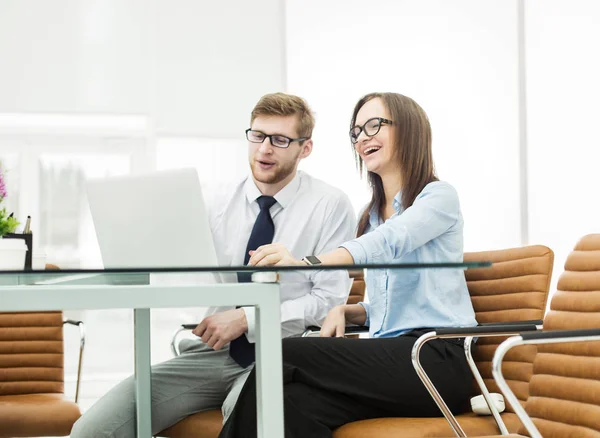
[0,114,149,410]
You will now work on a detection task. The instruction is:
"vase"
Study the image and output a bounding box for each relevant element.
[0,236,27,270]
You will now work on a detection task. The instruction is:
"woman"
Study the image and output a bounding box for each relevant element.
[218,92,478,437]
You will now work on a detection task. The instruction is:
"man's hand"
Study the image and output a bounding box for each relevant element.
[192,309,248,350]
[248,243,305,267]
[320,306,347,338]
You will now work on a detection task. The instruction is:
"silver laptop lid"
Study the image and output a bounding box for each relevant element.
[86,168,217,269]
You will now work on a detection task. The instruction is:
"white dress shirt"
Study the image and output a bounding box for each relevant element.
[205,170,357,341]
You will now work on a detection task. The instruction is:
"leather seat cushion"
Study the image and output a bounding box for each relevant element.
[158,410,521,438]
[0,393,81,437]
[333,412,522,438]
[159,409,223,438]
[468,435,523,438]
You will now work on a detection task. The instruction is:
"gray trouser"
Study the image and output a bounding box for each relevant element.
[70,339,251,438]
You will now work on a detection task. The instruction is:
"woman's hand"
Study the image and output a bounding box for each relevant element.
[248,243,305,267]
[319,306,347,338]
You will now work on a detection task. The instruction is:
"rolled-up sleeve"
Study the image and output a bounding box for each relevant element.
[342,182,460,264]
[358,301,370,327]
[340,240,368,264]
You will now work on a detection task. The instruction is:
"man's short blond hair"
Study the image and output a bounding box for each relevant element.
[250,92,315,139]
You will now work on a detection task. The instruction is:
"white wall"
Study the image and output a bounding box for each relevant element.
[286,0,521,252]
[0,0,150,114]
[156,0,286,136]
[526,0,600,290]
[0,0,286,138]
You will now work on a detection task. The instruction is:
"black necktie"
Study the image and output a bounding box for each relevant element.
[229,195,277,368]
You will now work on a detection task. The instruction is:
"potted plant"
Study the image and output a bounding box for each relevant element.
[0,165,26,269]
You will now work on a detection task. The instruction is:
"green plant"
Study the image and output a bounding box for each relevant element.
[0,207,19,236]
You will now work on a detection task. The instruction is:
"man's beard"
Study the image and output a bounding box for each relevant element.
[251,158,296,185]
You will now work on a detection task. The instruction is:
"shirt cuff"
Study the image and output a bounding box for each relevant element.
[241,306,256,343]
[358,301,370,327]
[340,240,368,264]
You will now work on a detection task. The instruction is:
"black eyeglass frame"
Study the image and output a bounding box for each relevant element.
[349,117,393,144]
[245,129,309,149]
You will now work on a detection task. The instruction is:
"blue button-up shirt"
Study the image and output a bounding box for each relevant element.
[342,181,477,338]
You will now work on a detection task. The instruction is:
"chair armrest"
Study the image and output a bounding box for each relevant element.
[301,325,370,337]
[345,325,370,334]
[63,320,85,404]
[435,321,541,337]
[411,321,542,437]
[171,324,197,356]
[519,327,600,342]
[493,328,600,438]
[174,323,370,354]
[478,319,543,327]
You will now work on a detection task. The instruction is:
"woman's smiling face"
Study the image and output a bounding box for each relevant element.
[353,98,395,176]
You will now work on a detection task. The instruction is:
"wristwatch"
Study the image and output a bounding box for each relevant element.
[302,255,322,266]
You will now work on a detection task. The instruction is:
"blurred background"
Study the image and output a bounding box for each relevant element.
[0,0,598,414]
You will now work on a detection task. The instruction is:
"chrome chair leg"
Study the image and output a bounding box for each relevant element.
[64,319,85,404]
[411,332,466,437]
[464,336,509,435]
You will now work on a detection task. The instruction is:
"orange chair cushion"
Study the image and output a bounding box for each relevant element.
[158,410,522,438]
[0,393,81,438]
[333,412,522,438]
[469,435,523,438]
[159,409,223,438]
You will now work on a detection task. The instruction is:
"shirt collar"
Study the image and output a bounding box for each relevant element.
[393,191,403,213]
[243,171,302,209]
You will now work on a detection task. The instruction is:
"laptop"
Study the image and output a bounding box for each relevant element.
[86,168,218,270]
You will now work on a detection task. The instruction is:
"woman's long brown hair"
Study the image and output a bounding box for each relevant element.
[352,93,438,237]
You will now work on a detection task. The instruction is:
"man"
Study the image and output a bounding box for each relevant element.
[71,92,357,438]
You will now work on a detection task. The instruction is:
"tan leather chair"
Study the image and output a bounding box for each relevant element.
[159,245,554,438]
[469,233,600,438]
[0,311,82,437]
[345,270,366,305]
[334,244,554,438]
[157,270,366,438]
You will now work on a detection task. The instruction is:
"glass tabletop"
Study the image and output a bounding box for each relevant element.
[0,261,491,286]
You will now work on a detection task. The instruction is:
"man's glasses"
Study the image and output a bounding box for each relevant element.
[246,129,309,149]
[349,117,393,144]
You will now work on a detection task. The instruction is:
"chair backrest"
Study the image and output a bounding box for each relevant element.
[518,234,600,437]
[464,245,554,412]
[0,311,65,396]
[347,270,366,305]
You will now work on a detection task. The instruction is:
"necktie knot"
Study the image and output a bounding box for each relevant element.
[257,195,276,211]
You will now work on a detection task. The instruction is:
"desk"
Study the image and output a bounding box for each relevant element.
[0,262,491,438]
[0,271,284,438]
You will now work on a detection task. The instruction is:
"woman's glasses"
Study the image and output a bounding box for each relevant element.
[349,117,393,144]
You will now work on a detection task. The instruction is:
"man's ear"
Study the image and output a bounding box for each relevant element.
[299,139,313,159]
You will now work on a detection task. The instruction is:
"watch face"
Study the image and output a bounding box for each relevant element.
[305,256,321,265]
